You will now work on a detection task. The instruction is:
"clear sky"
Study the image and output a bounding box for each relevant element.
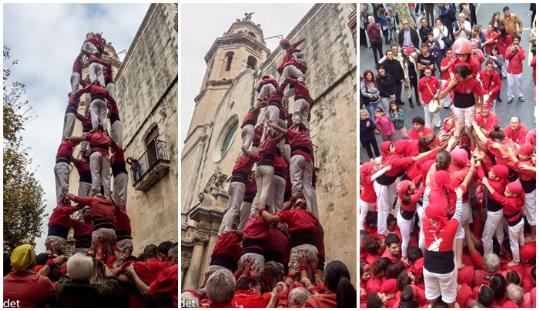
[3,3,149,252]
[180,3,313,147]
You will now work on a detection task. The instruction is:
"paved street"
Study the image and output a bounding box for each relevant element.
[360,3,536,161]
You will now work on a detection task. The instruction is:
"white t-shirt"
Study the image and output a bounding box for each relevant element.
[454,20,471,40]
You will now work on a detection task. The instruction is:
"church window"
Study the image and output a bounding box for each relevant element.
[221,120,238,157]
[225,52,234,71]
[247,56,257,69]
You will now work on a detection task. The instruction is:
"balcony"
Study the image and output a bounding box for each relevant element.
[131,139,170,191]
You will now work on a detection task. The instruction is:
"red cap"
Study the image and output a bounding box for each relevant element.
[519,143,534,156]
[520,242,536,262]
[381,141,392,155]
[506,180,523,195]
[397,180,412,198]
[451,148,469,167]
[458,266,474,286]
[491,164,509,180]
[452,38,472,54]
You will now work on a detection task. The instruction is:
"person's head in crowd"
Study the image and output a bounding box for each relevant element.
[374,107,385,119]
[236,275,261,294]
[368,15,375,24]
[407,247,423,263]
[488,164,509,182]
[366,292,385,307]
[258,262,284,292]
[399,285,419,307]
[506,284,524,305]
[468,301,485,308]
[288,287,311,307]
[489,126,506,142]
[385,262,405,279]
[512,35,521,47]
[397,270,413,290]
[363,69,375,82]
[387,214,398,232]
[420,18,428,28]
[362,235,382,255]
[453,38,472,61]
[478,284,495,307]
[434,18,443,29]
[360,261,370,281]
[426,32,434,43]
[418,134,437,152]
[420,43,429,56]
[67,253,93,282]
[324,260,356,307]
[518,143,534,161]
[510,116,521,131]
[399,180,416,206]
[365,211,378,231]
[370,257,391,278]
[492,45,500,56]
[9,244,36,272]
[140,244,159,261]
[504,180,523,198]
[455,64,471,79]
[435,149,451,170]
[486,23,495,33]
[458,12,466,24]
[158,241,173,261]
[168,243,178,264]
[360,109,369,121]
[181,291,200,308]
[401,19,410,30]
[391,44,400,56]
[499,24,508,37]
[491,11,501,24]
[412,116,426,132]
[472,24,482,38]
[205,268,236,306]
[384,233,401,258]
[485,59,495,73]
[489,273,506,301]
[386,49,394,60]
[503,6,511,17]
[376,65,386,77]
[423,67,433,79]
[506,270,522,286]
[389,101,400,114]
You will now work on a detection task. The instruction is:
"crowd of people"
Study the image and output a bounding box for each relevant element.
[180,38,356,308]
[360,4,536,308]
[3,32,177,307]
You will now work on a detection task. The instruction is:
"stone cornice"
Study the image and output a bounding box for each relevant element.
[204,35,270,63]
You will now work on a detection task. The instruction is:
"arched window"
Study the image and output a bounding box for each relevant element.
[145,124,160,168]
[248,31,256,38]
[224,52,234,71]
[221,120,238,157]
[247,56,257,70]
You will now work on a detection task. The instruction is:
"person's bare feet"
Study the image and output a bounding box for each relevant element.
[507,261,519,267]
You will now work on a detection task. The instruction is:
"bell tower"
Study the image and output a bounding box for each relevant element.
[184,14,270,141]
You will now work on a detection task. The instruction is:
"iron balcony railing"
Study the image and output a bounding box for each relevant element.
[131,139,170,185]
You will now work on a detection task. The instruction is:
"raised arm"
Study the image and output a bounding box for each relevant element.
[63,135,87,142]
[267,120,288,135]
[259,207,281,224]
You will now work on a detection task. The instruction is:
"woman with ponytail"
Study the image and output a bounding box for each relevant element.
[303,260,356,308]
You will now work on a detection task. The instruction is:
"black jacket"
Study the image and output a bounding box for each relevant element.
[398,28,420,48]
[382,59,405,82]
[360,119,376,142]
[52,277,127,308]
[376,74,396,98]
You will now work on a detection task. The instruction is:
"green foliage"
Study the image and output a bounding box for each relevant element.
[3,45,46,251]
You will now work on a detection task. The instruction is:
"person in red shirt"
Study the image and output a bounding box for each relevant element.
[482,178,525,266]
[256,75,279,100]
[483,24,500,55]
[277,38,307,83]
[69,207,93,254]
[504,116,528,146]
[199,268,238,307]
[439,49,453,108]
[233,276,272,307]
[54,139,80,204]
[505,35,526,103]
[208,230,242,273]
[283,75,313,131]
[475,103,498,133]
[303,260,356,307]
[3,244,55,308]
[239,211,270,277]
[396,180,424,259]
[72,82,116,130]
[417,67,441,128]
[421,185,465,307]
[62,92,81,140]
[70,52,84,92]
[110,145,128,207]
[46,199,84,255]
[106,89,122,147]
[240,101,262,151]
[72,153,92,197]
[268,120,318,217]
[64,190,117,260]
[479,60,502,103]
[359,162,391,231]
[408,116,434,140]
[113,206,133,267]
[75,110,93,153]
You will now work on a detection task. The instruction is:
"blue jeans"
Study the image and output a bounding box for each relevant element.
[365,100,379,122]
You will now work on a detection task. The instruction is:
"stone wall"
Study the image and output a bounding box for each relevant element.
[115,3,178,254]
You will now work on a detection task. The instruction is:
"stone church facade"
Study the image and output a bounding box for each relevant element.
[67,3,178,255]
[181,3,357,290]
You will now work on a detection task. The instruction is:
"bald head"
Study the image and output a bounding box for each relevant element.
[483,253,500,272]
[506,284,524,304]
[288,287,311,307]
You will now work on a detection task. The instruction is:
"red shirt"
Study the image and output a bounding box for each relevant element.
[440,57,451,80]
[232,155,256,177]
[408,126,434,140]
[418,76,440,105]
[273,154,288,176]
[233,290,271,308]
[70,195,115,219]
[449,57,480,78]
[491,192,523,223]
[56,140,79,160]
[73,158,91,176]
[149,264,178,307]
[505,46,526,74]
[277,39,307,74]
[68,218,93,239]
[525,129,536,147]
[86,131,112,157]
[115,208,131,235]
[110,148,125,166]
[479,69,501,98]
[360,163,377,204]
[241,107,260,128]
[423,216,459,252]
[303,291,337,308]
[212,231,242,258]
[72,53,83,75]
[77,84,115,103]
[452,76,484,96]
[266,227,289,254]
[286,129,313,163]
[76,114,92,132]
[3,271,54,308]
[504,125,528,145]
[497,34,513,57]
[475,112,498,132]
[256,77,279,93]
[483,31,500,55]
[278,209,319,233]
[48,205,77,227]
[243,214,269,240]
[256,136,281,164]
[286,78,313,103]
[134,258,169,285]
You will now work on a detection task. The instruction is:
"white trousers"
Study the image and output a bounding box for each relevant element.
[106,83,117,102]
[113,172,128,206]
[253,165,274,208]
[269,175,286,212]
[238,201,252,231]
[241,124,255,150]
[423,105,441,128]
[451,105,475,129]
[290,155,318,218]
[293,98,310,131]
[89,152,110,197]
[424,266,458,303]
[218,181,245,235]
[89,62,105,86]
[373,180,397,235]
[110,119,123,148]
[508,218,525,263]
[280,64,305,83]
[507,73,523,99]
[397,211,414,258]
[62,112,76,140]
[78,181,92,197]
[54,162,70,204]
[89,98,107,130]
[524,190,536,226]
[258,83,276,100]
[482,209,505,255]
[70,72,81,93]
[359,198,370,231]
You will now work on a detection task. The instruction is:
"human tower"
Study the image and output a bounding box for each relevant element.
[47,32,132,263]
